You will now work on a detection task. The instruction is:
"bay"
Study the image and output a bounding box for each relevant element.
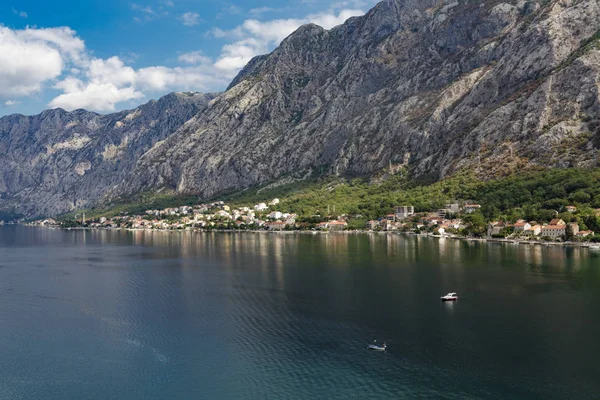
[0,226,599,399]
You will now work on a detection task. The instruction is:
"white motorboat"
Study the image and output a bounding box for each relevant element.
[441,292,458,301]
[367,341,386,351]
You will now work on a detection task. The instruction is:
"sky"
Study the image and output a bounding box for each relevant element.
[0,0,378,117]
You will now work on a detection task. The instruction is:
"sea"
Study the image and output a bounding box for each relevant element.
[0,226,599,399]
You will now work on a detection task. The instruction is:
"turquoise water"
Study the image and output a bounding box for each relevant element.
[0,226,599,399]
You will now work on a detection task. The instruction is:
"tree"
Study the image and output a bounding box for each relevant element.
[565,223,575,242]
[571,190,591,204]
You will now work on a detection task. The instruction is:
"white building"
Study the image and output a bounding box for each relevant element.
[268,211,283,220]
[254,203,268,211]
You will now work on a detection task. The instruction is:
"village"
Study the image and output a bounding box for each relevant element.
[30,198,600,244]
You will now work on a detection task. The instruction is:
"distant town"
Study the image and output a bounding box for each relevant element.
[25,198,600,244]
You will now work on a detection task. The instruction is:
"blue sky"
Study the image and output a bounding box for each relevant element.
[0,0,377,116]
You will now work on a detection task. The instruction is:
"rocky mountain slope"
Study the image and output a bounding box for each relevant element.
[114,0,600,201]
[0,92,216,217]
[2,0,600,218]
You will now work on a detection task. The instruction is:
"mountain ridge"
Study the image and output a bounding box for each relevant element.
[111,0,600,201]
[1,0,600,218]
[0,92,218,217]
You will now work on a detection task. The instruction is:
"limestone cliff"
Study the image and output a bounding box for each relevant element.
[0,93,216,216]
[115,0,600,200]
[2,0,600,218]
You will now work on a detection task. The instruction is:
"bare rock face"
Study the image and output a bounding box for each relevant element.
[114,0,600,201]
[2,0,600,218]
[0,93,217,217]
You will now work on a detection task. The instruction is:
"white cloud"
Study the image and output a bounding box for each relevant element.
[178,51,212,65]
[212,8,364,73]
[12,8,28,18]
[1,4,367,113]
[17,27,86,65]
[50,80,143,112]
[131,3,155,15]
[88,57,137,87]
[0,26,85,98]
[4,100,19,106]
[181,12,200,26]
[249,7,279,17]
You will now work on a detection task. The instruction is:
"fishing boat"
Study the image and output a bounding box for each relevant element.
[441,292,458,301]
[367,341,387,351]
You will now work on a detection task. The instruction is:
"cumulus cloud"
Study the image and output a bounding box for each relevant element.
[50,56,227,112]
[1,4,366,113]
[178,51,212,65]
[50,80,144,112]
[0,26,85,98]
[212,8,364,72]
[181,12,200,26]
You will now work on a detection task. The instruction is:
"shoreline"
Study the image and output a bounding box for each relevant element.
[18,224,600,250]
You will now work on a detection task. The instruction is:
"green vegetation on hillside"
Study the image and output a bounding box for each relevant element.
[227,168,600,222]
[63,168,600,231]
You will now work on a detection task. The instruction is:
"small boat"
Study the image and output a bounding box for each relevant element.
[441,292,458,301]
[367,341,387,351]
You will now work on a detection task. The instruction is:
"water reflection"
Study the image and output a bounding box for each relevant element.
[1,226,600,399]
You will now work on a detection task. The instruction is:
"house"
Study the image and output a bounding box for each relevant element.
[268,211,283,220]
[385,214,396,222]
[316,222,329,230]
[269,198,280,206]
[437,209,452,218]
[524,225,542,236]
[378,219,397,231]
[179,206,192,214]
[487,221,505,236]
[366,220,379,230]
[328,220,348,231]
[266,221,286,231]
[421,216,441,226]
[395,205,415,220]
[513,220,531,232]
[541,224,566,238]
[254,203,268,212]
[463,204,481,214]
[576,230,595,238]
[438,203,461,217]
[549,219,566,226]
[214,210,231,219]
[568,223,580,236]
[566,206,577,213]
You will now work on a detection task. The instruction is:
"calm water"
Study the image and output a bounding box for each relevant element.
[0,226,599,399]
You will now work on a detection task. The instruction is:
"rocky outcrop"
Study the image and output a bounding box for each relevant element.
[114,0,600,201]
[0,92,216,217]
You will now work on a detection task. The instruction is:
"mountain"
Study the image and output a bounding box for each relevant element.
[111,0,600,202]
[2,0,600,218]
[0,92,217,217]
